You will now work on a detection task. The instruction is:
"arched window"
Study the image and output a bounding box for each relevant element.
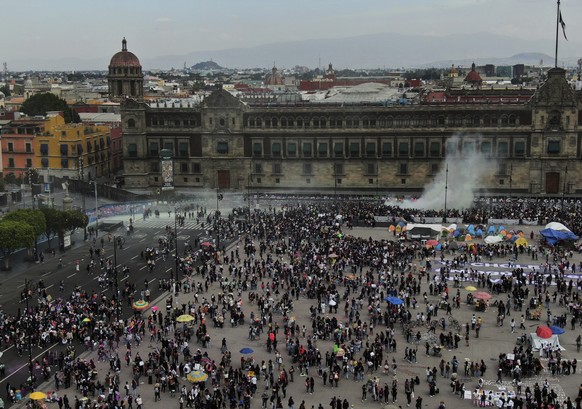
[127,118,136,128]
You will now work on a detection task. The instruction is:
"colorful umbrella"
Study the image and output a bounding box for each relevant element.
[151,306,159,312]
[536,325,552,339]
[384,296,404,305]
[550,325,565,335]
[29,392,47,400]
[82,318,91,323]
[474,292,492,300]
[132,300,150,311]
[426,240,439,247]
[465,286,477,292]
[200,241,213,247]
[187,371,208,383]
[240,347,254,354]
[176,314,195,323]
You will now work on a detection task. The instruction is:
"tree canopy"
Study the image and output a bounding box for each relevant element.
[0,220,35,270]
[40,207,64,250]
[3,209,47,238]
[20,93,80,123]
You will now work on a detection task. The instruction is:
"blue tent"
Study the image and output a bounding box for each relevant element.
[487,226,497,235]
[497,226,505,233]
[539,228,579,246]
[475,229,484,237]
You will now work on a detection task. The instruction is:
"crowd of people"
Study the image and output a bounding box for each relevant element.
[1,197,582,409]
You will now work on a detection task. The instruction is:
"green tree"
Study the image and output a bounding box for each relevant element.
[20,93,80,123]
[61,210,88,239]
[0,85,10,97]
[40,207,65,250]
[4,209,47,256]
[0,220,35,270]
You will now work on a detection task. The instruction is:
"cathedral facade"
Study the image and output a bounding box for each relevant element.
[120,68,580,196]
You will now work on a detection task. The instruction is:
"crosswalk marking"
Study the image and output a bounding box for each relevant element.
[131,219,205,231]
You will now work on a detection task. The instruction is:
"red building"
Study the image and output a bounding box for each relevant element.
[1,117,45,177]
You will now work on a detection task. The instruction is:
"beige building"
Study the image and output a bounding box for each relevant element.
[120,68,580,196]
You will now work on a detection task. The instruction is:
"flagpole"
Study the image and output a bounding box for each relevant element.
[555,0,560,67]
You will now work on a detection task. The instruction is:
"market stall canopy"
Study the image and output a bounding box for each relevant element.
[539,228,578,246]
[536,325,552,338]
[484,235,503,244]
[407,224,443,239]
[529,333,564,351]
[544,222,571,232]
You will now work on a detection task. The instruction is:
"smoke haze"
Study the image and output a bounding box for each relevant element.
[400,134,498,210]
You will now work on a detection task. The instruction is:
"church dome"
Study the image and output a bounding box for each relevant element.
[265,65,284,86]
[109,38,141,68]
[464,62,482,84]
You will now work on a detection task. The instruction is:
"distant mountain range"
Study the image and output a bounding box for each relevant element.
[191,61,223,70]
[8,32,582,71]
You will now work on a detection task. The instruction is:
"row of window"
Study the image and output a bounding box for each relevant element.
[148,142,189,157]
[246,114,521,129]
[150,162,201,174]
[147,118,199,128]
[38,139,109,157]
[5,142,33,153]
[5,158,33,168]
[126,139,564,159]
[251,139,533,158]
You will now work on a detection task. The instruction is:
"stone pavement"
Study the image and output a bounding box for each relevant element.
[12,225,582,409]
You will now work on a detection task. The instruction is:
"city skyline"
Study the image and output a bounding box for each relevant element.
[2,0,582,70]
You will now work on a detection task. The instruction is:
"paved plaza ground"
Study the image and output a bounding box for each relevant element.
[12,223,582,409]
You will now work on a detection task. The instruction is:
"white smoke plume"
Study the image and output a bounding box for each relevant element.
[399,134,498,210]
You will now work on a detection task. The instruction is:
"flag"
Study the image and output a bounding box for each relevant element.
[560,11,568,40]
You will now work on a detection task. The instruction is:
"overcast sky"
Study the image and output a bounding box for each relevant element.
[2,0,580,69]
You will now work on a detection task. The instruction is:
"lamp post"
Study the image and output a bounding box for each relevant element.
[561,165,568,211]
[78,156,87,240]
[90,180,98,232]
[216,191,223,251]
[443,163,449,223]
[113,235,120,320]
[509,164,513,201]
[174,207,180,295]
[25,279,34,391]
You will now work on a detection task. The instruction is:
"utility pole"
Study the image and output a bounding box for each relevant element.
[216,191,223,251]
[443,163,449,223]
[174,207,180,295]
[25,279,34,391]
[79,156,87,240]
[113,235,120,321]
[90,180,98,232]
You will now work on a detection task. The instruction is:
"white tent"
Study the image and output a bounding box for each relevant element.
[544,222,571,232]
[529,333,564,351]
[484,235,503,244]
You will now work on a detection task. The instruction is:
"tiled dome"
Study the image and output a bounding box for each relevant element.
[109,38,141,68]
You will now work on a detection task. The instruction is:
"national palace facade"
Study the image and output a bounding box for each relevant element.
[120,68,581,196]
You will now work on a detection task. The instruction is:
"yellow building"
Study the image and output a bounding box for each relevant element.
[33,113,112,181]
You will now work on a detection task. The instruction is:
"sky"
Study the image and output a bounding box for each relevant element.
[2,0,581,70]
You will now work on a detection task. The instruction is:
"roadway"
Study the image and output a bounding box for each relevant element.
[0,213,224,396]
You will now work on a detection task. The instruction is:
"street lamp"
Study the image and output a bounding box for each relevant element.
[24,279,34,391]
[443,163,449,223]
[562,165,568,211]
[78,156,87,240]
[216,191,223,251]
[509,163,513,201]
[90,180,98,232]
[113,235,120,320]
[174,207,180,295]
